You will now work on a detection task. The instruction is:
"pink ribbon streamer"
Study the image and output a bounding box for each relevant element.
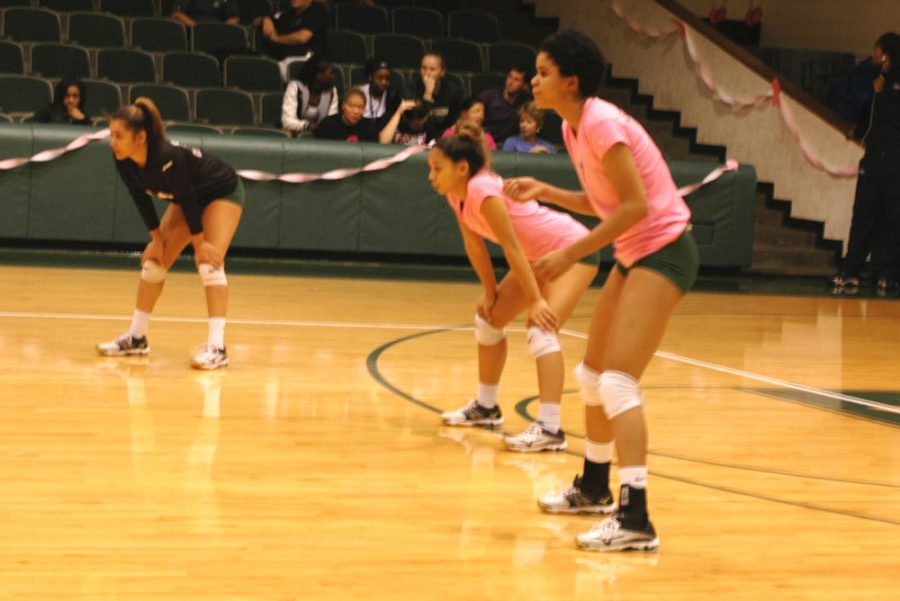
[0,128,111,171]
[235,144,427,183]
[677,159,740,197]
[0,127,429,181]
[611,2,857,178]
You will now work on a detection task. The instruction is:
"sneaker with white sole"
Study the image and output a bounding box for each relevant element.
[504,421,567,452]
[96,333,150,357]
[537,475,616,515]
[575,516,659,552]
[191,344,228,370]
[441,399,504,428]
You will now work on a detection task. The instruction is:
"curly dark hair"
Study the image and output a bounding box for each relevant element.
[539,29,606,98]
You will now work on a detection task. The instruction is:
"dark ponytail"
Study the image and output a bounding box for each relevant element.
[434,120,491,175]
[112,97,165,142]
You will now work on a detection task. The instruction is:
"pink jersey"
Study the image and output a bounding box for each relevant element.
[563,97,690,267]
[446,170,589,261]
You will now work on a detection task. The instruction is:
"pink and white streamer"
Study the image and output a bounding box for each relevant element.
[0,127,428,181]
[610,2,857,178]
[235,144,427,183]
[0,128,111,171]
[677,159,740,197]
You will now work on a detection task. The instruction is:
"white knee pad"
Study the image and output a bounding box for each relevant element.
[599,370,644,419]
[140,260,167,284]
[198,262,228,287]
[574,362,603,407]
[526,325,560,358]
[474,314,505,346]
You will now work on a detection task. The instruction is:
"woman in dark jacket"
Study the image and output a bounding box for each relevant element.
[834,33,900,291]
[32,79,91,126]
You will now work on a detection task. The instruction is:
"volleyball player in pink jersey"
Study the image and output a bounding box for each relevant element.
[429,122,600,452]
[504,30,699,552]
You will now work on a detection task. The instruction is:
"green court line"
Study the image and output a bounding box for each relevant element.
[745,387,900,427]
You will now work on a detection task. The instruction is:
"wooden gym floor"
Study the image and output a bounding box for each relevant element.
[0,264,897,600]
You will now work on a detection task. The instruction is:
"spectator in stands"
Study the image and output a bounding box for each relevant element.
[410,52,463,142]
[478,66,531,145]
[314,88,379,142]
[501,102,556,154]
[442,98,497,150]
[32,79,91,126]
[828,32,895,126]
[361,58,402,129]
[379,99,431,145]
[171,0,240,27]
[833,32,900,292]
[261,0,329,80]
[281,56,338,137]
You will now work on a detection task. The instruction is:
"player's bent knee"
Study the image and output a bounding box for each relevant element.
[140,260,167,284]
[599,370,643,418]
[527,326,560,358]
[474,314,505,346]
[198,262,228,287]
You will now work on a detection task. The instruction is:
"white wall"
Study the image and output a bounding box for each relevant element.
[532,0,863,245]
[677,0,897,57]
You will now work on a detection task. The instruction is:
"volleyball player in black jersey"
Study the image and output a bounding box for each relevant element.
[97,98,245,369]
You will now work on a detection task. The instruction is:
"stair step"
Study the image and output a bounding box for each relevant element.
[750,248,837,276]
[752,226,821,246]
[755,208,787,227]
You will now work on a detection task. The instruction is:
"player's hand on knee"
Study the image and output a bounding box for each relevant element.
[476,289,497,323]
[527,298,558,333]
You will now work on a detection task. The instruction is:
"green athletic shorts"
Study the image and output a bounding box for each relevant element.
[614,228,699,294]
[219,178,246,208]
[578,250,602,267]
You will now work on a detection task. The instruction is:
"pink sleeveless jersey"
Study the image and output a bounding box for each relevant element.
[446,170,589,261]
[562,97,690,267]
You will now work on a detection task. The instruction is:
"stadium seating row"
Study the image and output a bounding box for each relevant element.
[0,73,277,125]
[0,41,524,118]
[0,4,504,44]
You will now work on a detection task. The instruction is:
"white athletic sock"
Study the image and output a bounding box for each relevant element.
[585,439,614,464]
[207,317,226,349]
[619,465,649,489]
[538,402,561,433]
[128,309,150,339]
[477,382,499,408]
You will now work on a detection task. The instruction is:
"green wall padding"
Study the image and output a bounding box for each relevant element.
[0,124,757,268]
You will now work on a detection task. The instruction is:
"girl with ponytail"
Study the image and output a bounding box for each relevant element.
[97,97,245,370]
[429,120,599,452]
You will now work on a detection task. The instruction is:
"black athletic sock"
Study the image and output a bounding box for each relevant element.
[617,485,649,529]
[580,458,611,498]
